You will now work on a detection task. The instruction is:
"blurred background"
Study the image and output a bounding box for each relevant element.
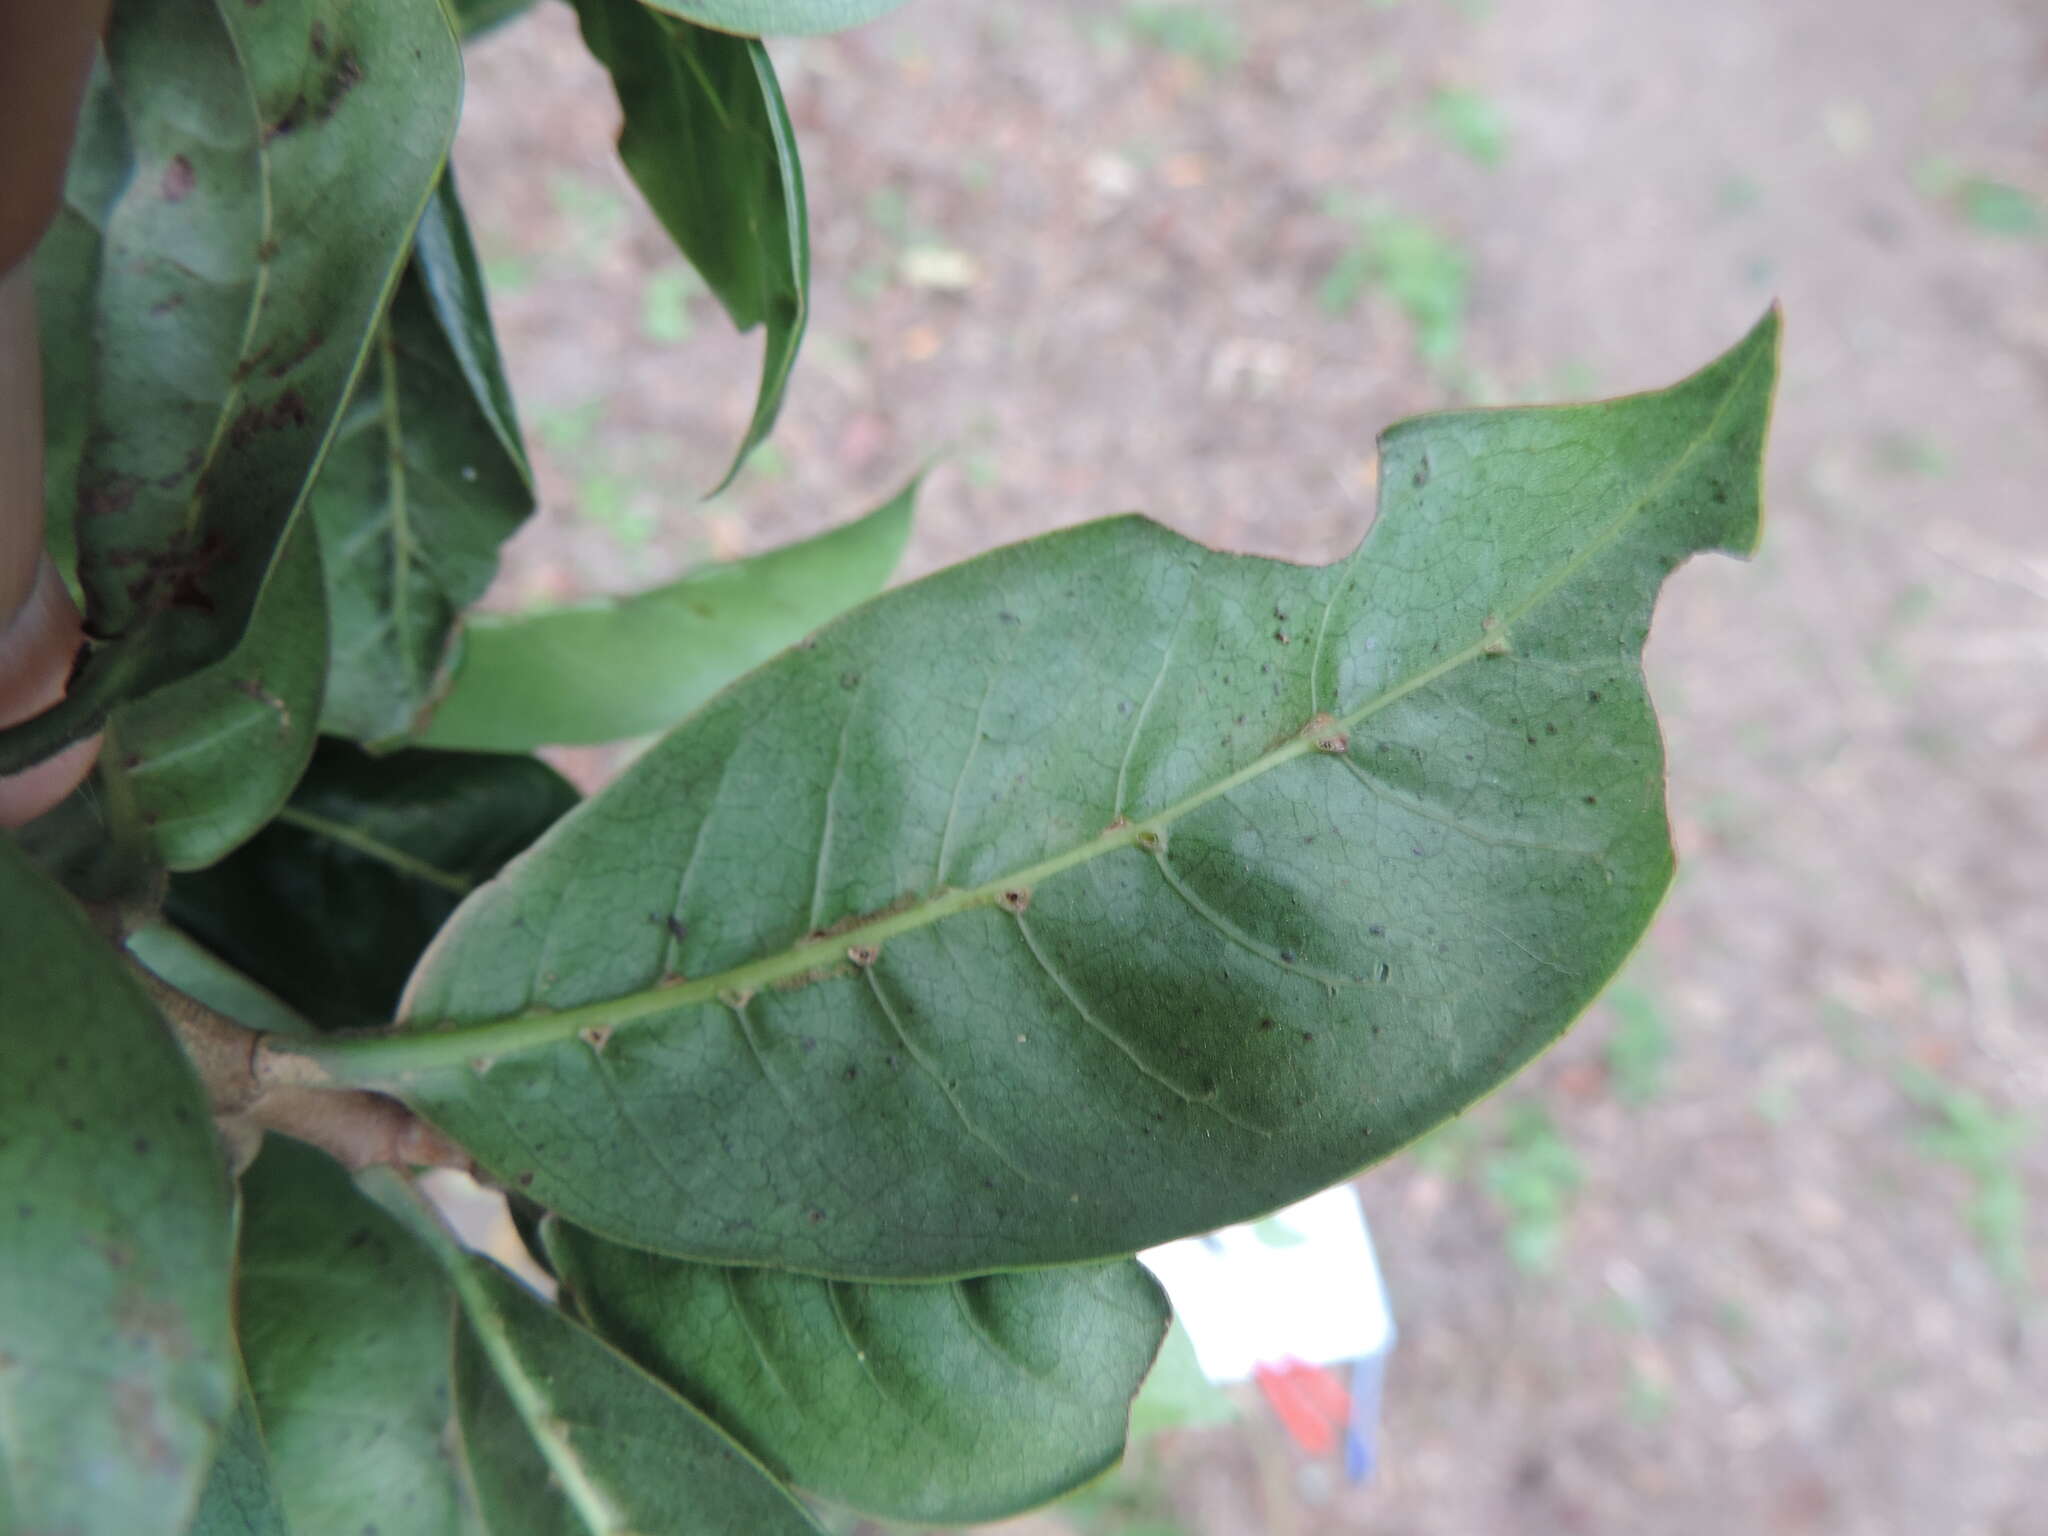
[450,1,2046,1531]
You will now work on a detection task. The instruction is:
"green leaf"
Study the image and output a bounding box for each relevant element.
[361,1176,823,1535]
[188,1385,290,1536]
[166,742,578,1030]
[108,515,326,871]
[236,1138,477,1536]
[127,922,315,1040]
[636,0,915,36]
[574,0,807,490]
[302,314,1779,1279]
[13,760,165,913]
[416,480,916,751]
[5,0,462,772]
[316,172,536,746]
[450,1270,821,1536]
[455,0,543,40]
[0,840,236,1536]
[1956,177,2045,238]
[547,1221,1169,1523]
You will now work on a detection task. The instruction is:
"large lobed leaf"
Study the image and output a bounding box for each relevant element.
[293,313,1781,1279]
[6,0,461,771]
[574,0,807,491]
[315,172,536,748]
[0,841,237,1536]
[416,479,916,752]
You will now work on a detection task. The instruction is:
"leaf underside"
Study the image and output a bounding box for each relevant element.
[0,841,237,1536]
[450,1260,823,1535]
[186,1385,290,1536]
[316,170,535,748]
[236,1140,474,1536]
[547,1219,1171,1523]
[312,312,1778,1281]
[111,515,327,871]
[7,0,461,767]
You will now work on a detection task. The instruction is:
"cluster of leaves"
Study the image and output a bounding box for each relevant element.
[0,0,1778,1532]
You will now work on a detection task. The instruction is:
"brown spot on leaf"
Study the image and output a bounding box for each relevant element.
[998,888,1030,913]
[264,47,362,139]
[847,943,879,967]
[230,678,291,735]
[115,1382,176,1472]
[77,475,139,521]
[159,156,195,202]
[228,388,312,450]
[264,330,324,379]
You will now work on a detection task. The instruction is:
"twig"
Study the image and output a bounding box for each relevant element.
[127,955,476,1176]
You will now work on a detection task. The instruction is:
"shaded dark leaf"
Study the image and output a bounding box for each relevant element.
[166,742,576,1030]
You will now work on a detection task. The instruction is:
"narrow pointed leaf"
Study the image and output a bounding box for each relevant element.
[574,0,806,491]
[187,1385,290,1536]
[110,516,326,871]
[303,315,1779,1279]
[316,172,536,747]
[548,1221,1170,1523]
[3,0,461,771]
[167,743,577,1030]
[638,0,915,35]
[416,481,915,751]
[236,1138,477,1536]
[0,841,236,1536]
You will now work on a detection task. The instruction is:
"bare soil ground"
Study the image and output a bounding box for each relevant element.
[453,1,2047,1530]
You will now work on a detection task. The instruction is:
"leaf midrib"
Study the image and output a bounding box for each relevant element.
[297,347,1759,1085]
